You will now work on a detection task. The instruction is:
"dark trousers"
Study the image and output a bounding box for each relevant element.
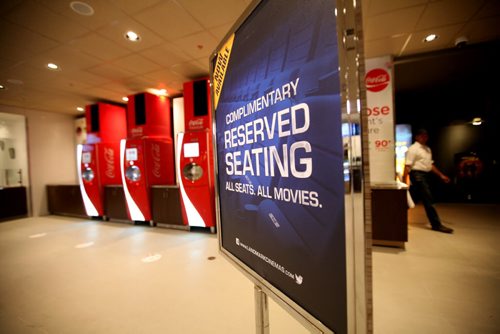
[410,170,442,228]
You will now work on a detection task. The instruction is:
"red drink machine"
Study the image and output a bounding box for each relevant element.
[183,77,212,132]
[121,92,175,222]
[77,103,127,217]
[178,78,216,231]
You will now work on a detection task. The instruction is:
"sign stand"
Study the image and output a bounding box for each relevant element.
[211,0,371,333]
[254,285,270,334]
[253,283,326,333]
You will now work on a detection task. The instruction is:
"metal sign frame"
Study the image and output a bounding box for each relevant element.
[209,1,371,333]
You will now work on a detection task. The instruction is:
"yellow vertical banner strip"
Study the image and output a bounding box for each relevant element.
[213,33,235,110]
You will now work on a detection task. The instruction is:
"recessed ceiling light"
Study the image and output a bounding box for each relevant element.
[0,84,4,90]
[472,117,482,126]
[70,1,95,16]
[125,31,140,42]
[423,34,438,42]
[47,63,60,70]
[122,96,129,102]
[77,107,84,112]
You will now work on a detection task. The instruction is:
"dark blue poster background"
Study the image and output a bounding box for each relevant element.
[215,1,346,332]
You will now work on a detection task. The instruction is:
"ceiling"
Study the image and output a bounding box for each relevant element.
[0,0,499,116]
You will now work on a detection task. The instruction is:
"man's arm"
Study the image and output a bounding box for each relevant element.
[431,164,450,183]
[403,146,415,185]
[402,165,411,185]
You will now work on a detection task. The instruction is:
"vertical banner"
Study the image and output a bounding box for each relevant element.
[213,1,346,332]
[365,56,396,184]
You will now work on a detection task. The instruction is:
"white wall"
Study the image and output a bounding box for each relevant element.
[0,105,78,216]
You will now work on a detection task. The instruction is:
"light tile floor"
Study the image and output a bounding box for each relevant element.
[0,216,307,334]
[373,203,500,334]
[0,203,498,333]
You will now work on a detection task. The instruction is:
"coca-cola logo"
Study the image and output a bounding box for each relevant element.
[188,118,204,130]
[103,147,115,179]
[365,68,390,92]
[151,143,161,179]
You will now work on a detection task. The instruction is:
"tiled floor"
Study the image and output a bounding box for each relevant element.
[0,216,307,334]
[0,203,498,333]
[373,203,500,334]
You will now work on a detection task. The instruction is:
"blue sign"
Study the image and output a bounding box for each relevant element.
[214,1,346,332]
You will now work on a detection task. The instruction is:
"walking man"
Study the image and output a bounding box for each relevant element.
[403,129,454,233]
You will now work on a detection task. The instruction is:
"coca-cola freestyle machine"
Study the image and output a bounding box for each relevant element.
[77,103,127,217]
[177,78,216,231]
[120,92,175,223]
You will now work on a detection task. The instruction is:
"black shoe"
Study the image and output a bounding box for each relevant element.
[432,225,454,234]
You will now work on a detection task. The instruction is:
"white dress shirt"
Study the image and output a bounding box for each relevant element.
[406,141,433,172]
